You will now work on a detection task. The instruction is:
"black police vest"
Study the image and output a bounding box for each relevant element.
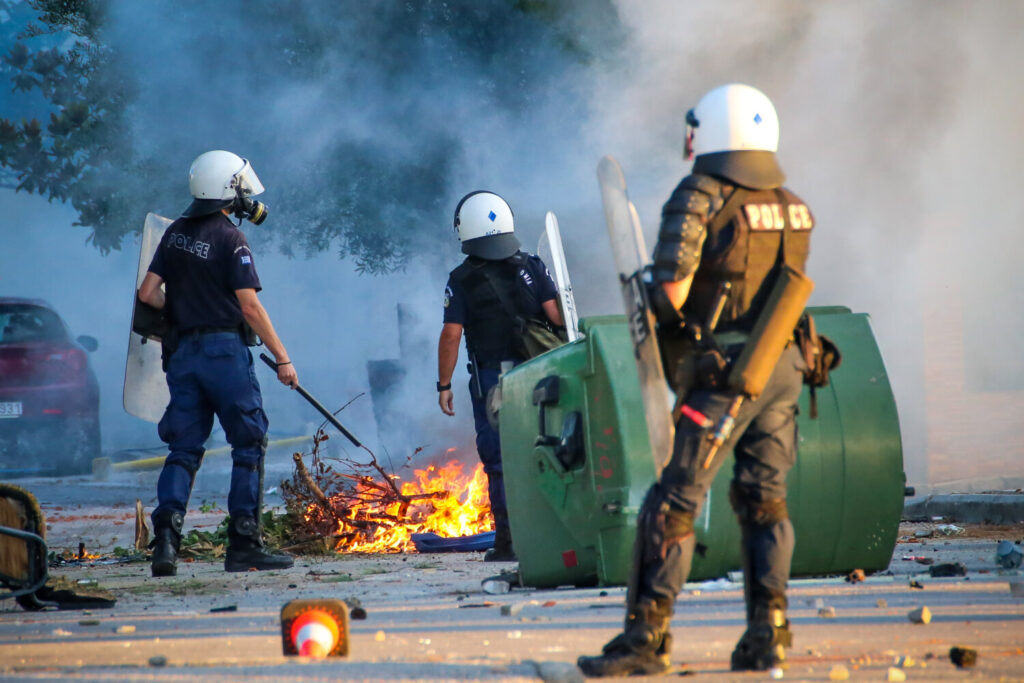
[450,255,529,366]
[684,187,813,332]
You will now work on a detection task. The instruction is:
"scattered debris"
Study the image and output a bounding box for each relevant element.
[375,631,386,641]
[908,579,924,590]
[459,602,496,608]
[936,524,964,536]
[533,660,585,683]
[846,569,865,583]
[148,655,167,667]
[209,605,237,613]
[914,529,933,539]
[876,599,888,608]
[818,606,836,619]
[928,562,967,577]
[500,603,524,617]
[828,664,850,680]
[115,624,136,634]
[1008,580,1024,598]
[482,578,511,594]
[886,666,907,682]
[907,606,931,624]
[894,655,915,667]
[996,540,1023,569]
[51,628,72,636]
[134,499,150,551]
[78,619,100,626]
[541,600,557,607]
[814,597,826,609]
[914,556,934,565]
[769,667,784,679]
[350,606,367,620]
[949,646,977,668]
[727,571,744,582]
[507,630,523,639]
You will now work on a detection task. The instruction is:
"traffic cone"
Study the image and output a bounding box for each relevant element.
[281,599,350,657]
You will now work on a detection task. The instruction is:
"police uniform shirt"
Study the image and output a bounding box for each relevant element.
[148,212,262,332]
[442,253,558,327]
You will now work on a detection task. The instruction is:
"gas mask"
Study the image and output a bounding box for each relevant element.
[231,159,268,225]
[233,193,268,225]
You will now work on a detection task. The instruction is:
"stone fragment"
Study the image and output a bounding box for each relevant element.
[876,599,888,608]
[818,606,836,618]
[500,602,524,617]
[949,646,977,668]
[907,606,931,624]
[828,664,850,680]
[886,666,907,681]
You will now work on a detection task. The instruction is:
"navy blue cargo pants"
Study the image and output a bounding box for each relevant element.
[469,366,510,535]
[152,331,268,523]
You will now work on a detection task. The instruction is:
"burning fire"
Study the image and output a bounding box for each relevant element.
[322,458,493,553]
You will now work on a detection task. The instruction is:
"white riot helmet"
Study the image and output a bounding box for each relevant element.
[685,84,780,160]
[183,150,268,224]
[453,191,520,260]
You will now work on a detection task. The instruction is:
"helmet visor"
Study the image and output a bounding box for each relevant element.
[233,159,265,197]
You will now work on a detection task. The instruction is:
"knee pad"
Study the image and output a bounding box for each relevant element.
[231,435,267,471]
[164,452,201,477]
[729,482,789,527]
[638,486,695,562]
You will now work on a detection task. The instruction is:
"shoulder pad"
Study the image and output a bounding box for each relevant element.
[679,173,724,197]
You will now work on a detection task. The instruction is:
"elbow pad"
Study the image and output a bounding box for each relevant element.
[651,175,723,283]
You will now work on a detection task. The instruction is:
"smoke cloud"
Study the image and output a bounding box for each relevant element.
[1,1,1021,492]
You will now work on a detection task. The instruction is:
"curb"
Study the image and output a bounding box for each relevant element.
[904,494,1024,525]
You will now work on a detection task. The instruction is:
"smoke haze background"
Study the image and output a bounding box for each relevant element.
[1,1,1021,491]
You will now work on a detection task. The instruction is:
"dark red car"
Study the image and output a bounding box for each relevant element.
[0,298,100,474]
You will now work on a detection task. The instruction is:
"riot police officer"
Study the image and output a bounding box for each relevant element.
[138,150,297,577]
[578,84,814,675]
[436,191,563,562]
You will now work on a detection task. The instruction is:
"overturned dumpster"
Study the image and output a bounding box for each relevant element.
[499,307,904,588]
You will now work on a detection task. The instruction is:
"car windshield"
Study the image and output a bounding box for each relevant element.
[0,304,68,344]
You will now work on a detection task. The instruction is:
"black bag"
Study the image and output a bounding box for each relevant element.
[515,317,568,359]
[794,313,842,418]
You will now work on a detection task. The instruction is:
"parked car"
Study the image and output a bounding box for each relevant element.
[0,298,100,474]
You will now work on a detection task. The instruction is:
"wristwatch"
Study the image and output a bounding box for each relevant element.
[436,381,451,392]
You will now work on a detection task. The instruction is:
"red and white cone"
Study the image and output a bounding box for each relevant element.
[292,609,339,657]
[281,599,349,657]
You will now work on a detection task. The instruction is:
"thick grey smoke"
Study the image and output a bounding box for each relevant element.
[2,1,1020,492]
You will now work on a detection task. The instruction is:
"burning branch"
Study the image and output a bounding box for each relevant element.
[280,427,492,553]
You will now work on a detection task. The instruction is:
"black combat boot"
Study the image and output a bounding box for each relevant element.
[730,602,792,671]
[577,600,672,677]
[483,520,516,562]
[224,515,294,572]
[150,511,184,578]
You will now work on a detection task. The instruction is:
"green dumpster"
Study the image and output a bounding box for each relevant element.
[499,307,904,588]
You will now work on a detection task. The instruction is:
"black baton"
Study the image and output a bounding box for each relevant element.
[259,353,363,448]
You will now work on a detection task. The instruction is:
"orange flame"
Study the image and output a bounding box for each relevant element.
[324,459,493,553]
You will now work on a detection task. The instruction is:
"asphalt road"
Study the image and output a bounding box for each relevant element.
[1,470,1023,681]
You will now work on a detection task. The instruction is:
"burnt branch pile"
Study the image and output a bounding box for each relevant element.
[280,428,445,552]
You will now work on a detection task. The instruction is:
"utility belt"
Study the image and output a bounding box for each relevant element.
[161,322,259,372]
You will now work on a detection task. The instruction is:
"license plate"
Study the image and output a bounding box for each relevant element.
[0,402,23,418]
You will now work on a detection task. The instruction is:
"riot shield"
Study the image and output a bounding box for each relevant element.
[536,211,580,342]
[597,156,674,472]
[123,213,172,423]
